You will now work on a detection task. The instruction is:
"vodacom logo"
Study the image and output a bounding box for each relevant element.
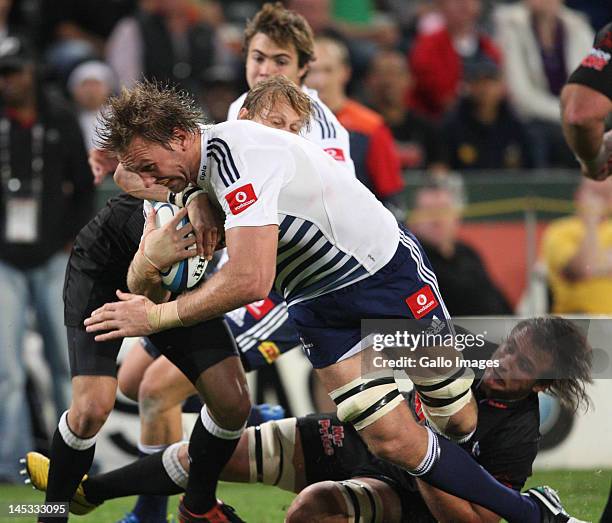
[416,293,427,306]
[225,183,258,215]
[235,190,248,203]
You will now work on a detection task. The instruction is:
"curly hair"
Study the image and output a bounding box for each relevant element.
[95,80,204,155]
[513,317,593,412]
[243,2,315,70]
[241,75,312,132]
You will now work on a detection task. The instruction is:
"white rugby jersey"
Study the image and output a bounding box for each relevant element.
[197,120,399,306]
[227,85,355,175]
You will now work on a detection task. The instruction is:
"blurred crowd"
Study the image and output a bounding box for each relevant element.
[1,0,609,173]
[1,0,612,482]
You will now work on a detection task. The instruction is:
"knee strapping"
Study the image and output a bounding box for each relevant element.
[336,479,384,523]
[247,417,297,491]
[410,367,474,433]
[330,377,403,431]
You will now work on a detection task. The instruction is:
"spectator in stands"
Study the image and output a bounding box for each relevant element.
[0,36,94,482]
[364,49,447,172]
[494,0,593,168]
[105,0,216,94]
[307,36,404,215]
[407,0,502,119]
[198,65,241,124]
[67,60,116,151]
[541,177,612,314]
[442,57,532,170]
[409,175,513,315]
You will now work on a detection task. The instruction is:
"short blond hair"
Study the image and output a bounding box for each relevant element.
[241,76,312,132]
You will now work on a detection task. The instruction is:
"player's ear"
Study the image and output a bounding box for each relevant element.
[238,107,250,120]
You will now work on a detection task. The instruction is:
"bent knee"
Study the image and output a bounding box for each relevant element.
[69,397,115,436]
[286,482,345,523]
[207,393,251,431]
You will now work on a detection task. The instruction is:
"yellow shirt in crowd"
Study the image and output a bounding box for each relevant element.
[542,216,612,314]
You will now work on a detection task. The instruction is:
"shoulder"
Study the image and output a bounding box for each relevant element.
[227,93,248,121]
[337,100,384,135]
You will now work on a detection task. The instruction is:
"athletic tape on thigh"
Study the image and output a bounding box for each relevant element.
[330,377,404,431]
[337,479,384,523]
[246,418,297,491]
[58,410,97,451]
[162,441,189,489]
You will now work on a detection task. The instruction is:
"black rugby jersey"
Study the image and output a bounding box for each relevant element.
[64,193,144,326]
[568,22,612,101]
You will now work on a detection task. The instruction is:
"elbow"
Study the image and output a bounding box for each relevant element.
[240,271,274,303]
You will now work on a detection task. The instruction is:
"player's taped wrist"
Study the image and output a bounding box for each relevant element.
[146,300,184,331]
[168,184,205,208]
[132,250,162,282]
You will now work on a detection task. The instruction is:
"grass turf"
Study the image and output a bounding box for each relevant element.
[0,470,609,522]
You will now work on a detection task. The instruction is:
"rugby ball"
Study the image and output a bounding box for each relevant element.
[151,201,208,293]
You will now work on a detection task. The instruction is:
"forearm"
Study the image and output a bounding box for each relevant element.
[417,479,499,523]
[562,113,605,163]
[127,251,170,303]
[176,264,269,326]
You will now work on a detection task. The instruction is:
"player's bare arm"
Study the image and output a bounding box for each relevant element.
[84,224,277,341]
[417,479,500,523]
[561,84,612,179]
[127,208,194,302]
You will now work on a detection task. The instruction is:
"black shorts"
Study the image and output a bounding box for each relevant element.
[297,413,434,523]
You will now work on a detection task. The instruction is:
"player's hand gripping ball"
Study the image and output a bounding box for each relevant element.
[151,201,208,293]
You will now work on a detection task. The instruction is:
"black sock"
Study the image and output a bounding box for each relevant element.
[83,450,183,504]
[183,412,242,514]
[417,428,540,523]
[39,424,96,523]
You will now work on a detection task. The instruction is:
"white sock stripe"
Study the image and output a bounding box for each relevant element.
[411,427,440,476]
[162,442,189,489]
[58,410,97,451]
[200,407,245,440]
[137,442,169,455]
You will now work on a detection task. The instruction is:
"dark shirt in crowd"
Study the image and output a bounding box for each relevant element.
[388,110,446,170]
[419,239,512,316]
[442,97,532,170]
[0,88,94,269]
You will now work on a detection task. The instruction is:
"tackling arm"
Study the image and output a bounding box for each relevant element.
[176,224,278,325]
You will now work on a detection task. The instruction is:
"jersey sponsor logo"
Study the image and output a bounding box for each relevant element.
[225,183,257,215]
[405,284,438,319]
[323,147,346,161]
[318,418,345,456]
[246,297,275,319]
[257,341,281,364]
[580,48,611,71]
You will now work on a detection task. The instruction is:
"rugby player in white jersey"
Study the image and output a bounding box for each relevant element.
[85,81,585,523]
[226,2,354,173]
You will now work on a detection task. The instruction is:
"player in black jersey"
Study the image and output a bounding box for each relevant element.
[562,22,612,180]
[26,316,593,522]
[563,22,612,523]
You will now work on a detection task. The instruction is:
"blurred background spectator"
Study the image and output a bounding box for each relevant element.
[407,0,502,119]
[0,36,93,482]
[307,36,404,216]
[408,175,513,315]
[442,57,532,170]
[67,60,116,151]
[105,0,217,94]
[364,49,447,172]
[541,177,612,314]
[198,65,241,123]
[494,0,593,168]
